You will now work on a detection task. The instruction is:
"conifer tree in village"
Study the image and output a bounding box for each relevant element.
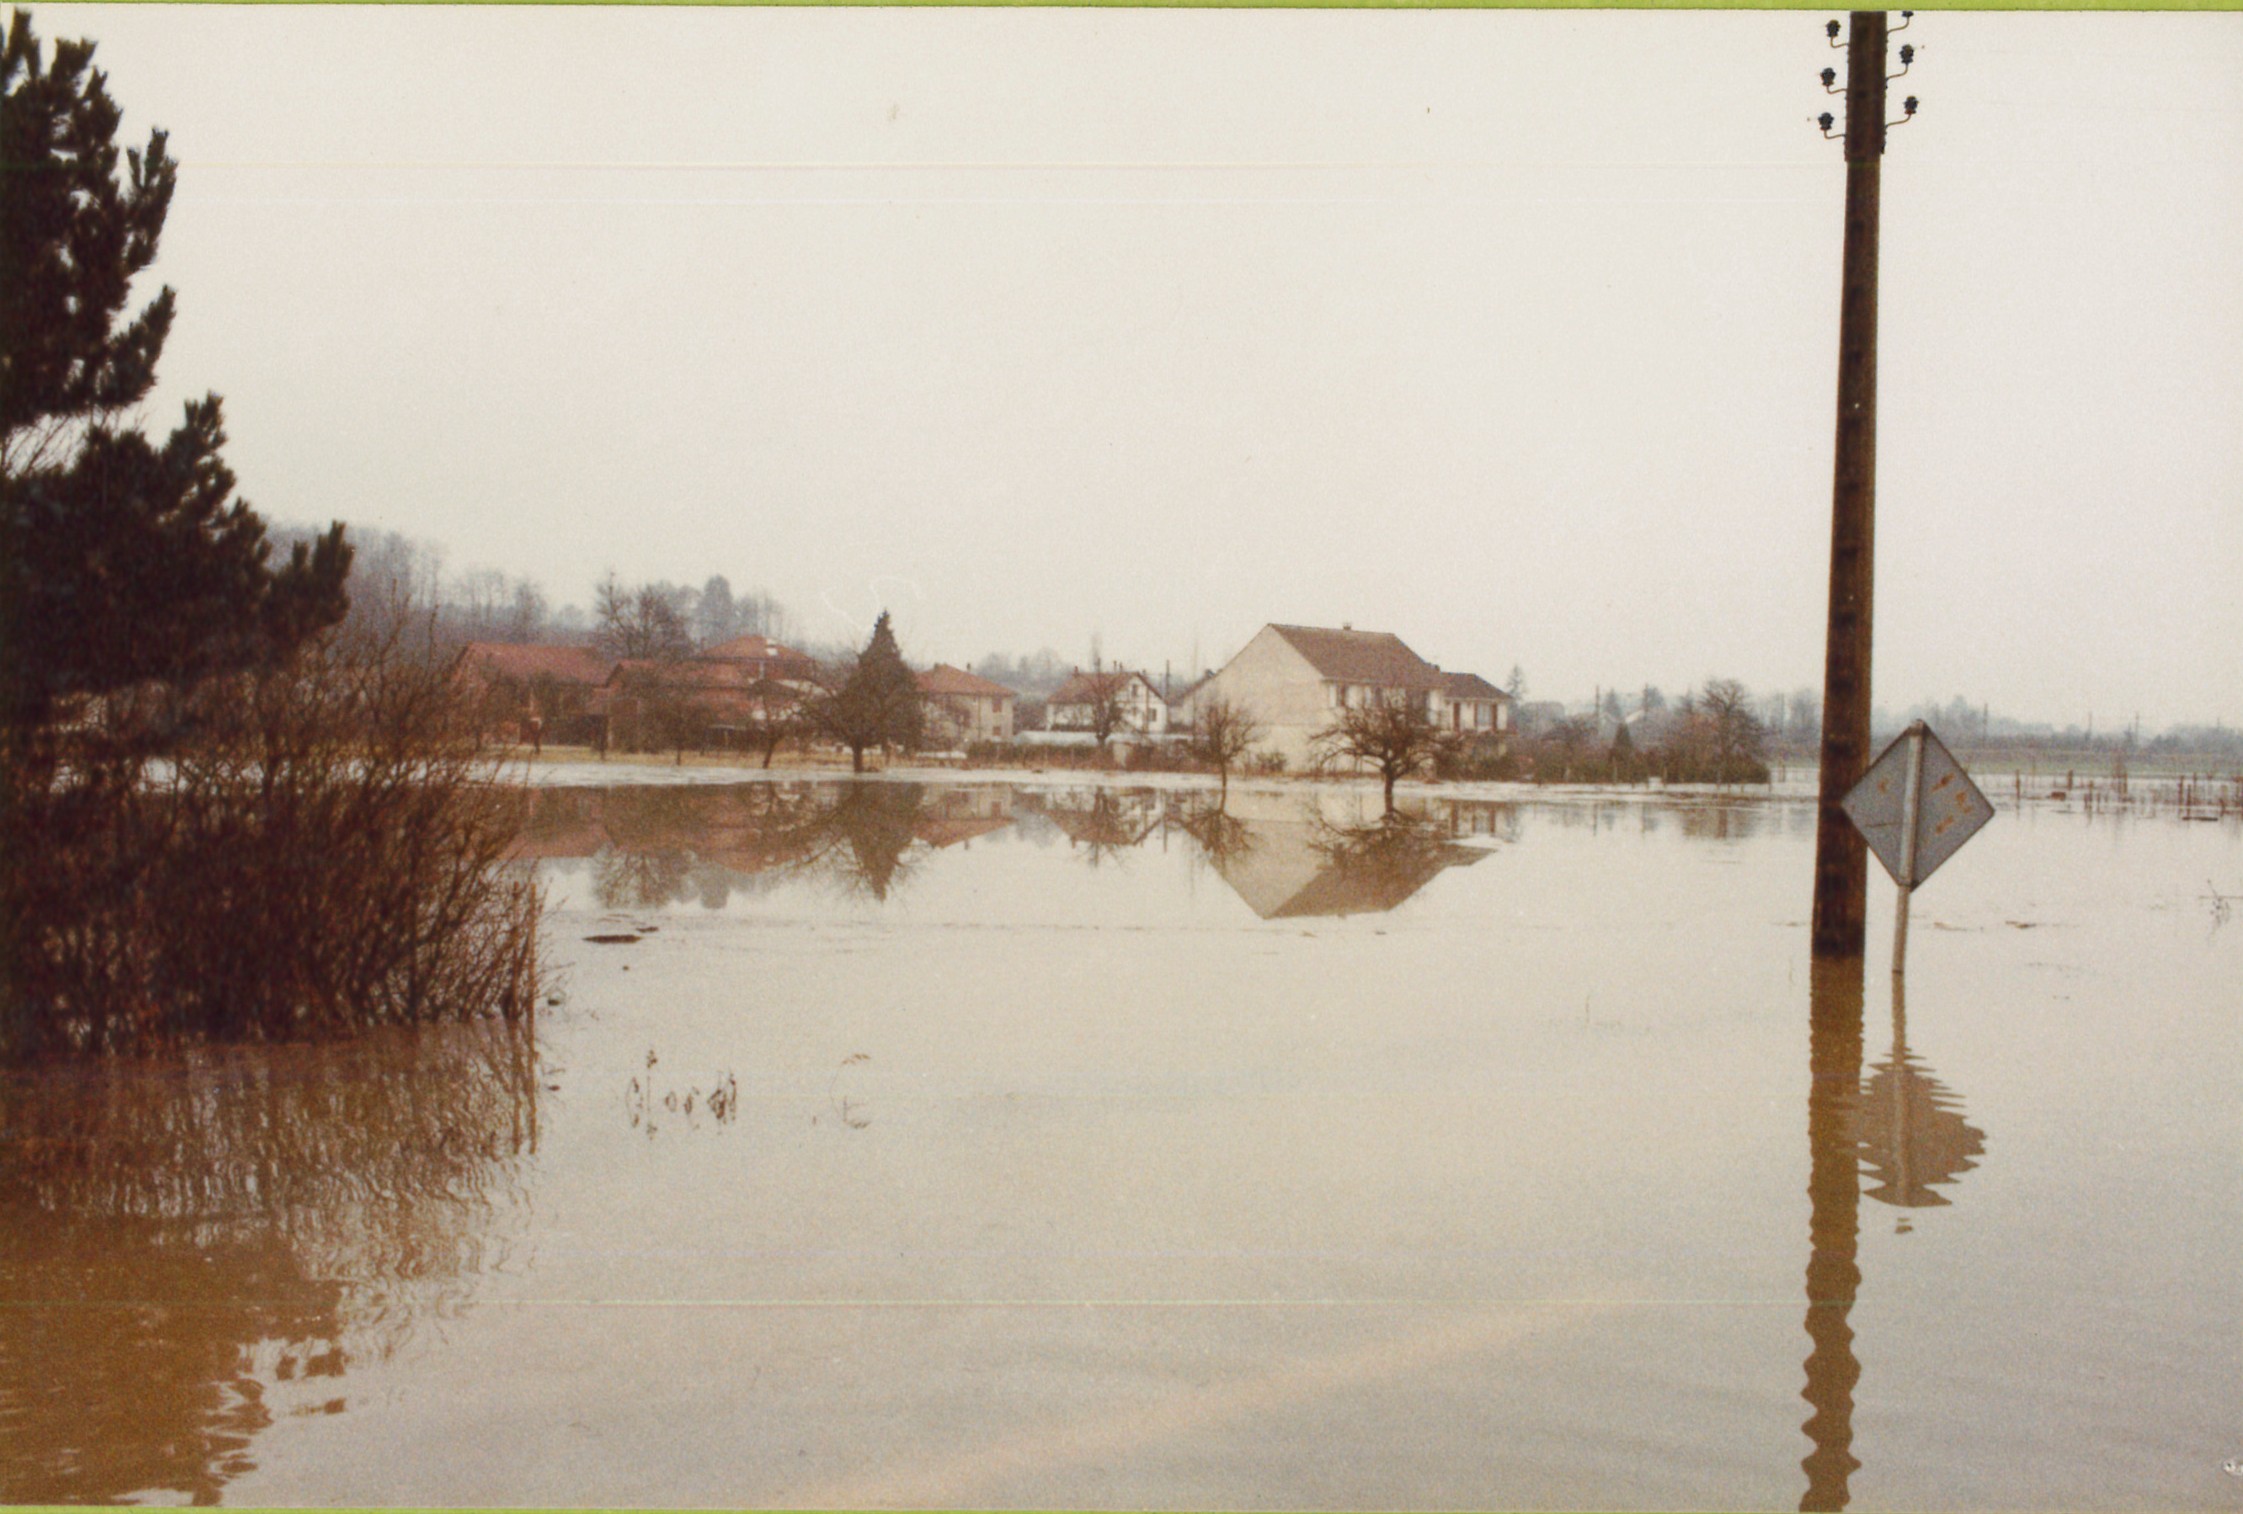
[809,611,924,773]
[0,9,351,739]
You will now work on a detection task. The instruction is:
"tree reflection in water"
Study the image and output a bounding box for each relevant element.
[1159,796,1495,919]
[549,782,944,909]
[810,782,927,901]
[0,1020,539,1504]
[556,782,1515,918]
[1290,813,1489,918]
[1173,799,1256,875]
[1021,788,1163,870]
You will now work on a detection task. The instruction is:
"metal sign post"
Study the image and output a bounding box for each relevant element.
[1841,721,1992,975]
[1891,724,1925,973]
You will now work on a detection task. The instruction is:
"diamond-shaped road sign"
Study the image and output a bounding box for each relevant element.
[1841,723,1993,889]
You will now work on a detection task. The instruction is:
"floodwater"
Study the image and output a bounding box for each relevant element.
[2,776,2237,1509]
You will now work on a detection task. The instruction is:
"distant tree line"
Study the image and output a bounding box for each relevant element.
[270,525,803,658]
[1506,671,2236,764]
[968,648,1073,698]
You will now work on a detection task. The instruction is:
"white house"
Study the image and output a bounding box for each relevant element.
[1191,624,1511,770]
[1046,667,1170,737]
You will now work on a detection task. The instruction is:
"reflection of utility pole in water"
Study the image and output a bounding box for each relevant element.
[1800,954,1866,1511]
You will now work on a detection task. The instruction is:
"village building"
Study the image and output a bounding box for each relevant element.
[1438,671,1510,738]
[915,664,1017,747]
[1163,672,1213,732]
[453,642,616,744]
[1046,668,1171,738]
[593,657,820,753]
[1191,623,1512,770]
[576,635,826,753]
[912,785,1017,849]
[701,633,820,685]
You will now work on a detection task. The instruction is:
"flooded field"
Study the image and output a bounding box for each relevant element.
[3,777,2237,1509]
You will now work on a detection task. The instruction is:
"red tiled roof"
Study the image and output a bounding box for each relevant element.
[457,641,614,687]
[605,658,816,692]
[1268,626,1443,689]
[917,664,1016,698]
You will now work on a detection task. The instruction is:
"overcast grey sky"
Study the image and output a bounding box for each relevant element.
[50,5,2243,726]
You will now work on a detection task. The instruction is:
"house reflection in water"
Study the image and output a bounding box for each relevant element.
[0,1021,538,1505]
[525,780,1508,921]
[1174,791,1505,920]
[1016,788,1167,869]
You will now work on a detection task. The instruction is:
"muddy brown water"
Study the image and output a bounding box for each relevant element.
[3,778,2236,1509]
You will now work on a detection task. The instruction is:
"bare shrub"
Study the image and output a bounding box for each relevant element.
[1188,696,1262,800]
[0,613,542,1059]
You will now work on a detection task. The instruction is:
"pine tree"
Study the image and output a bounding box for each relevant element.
[0,9,349,735]
[808,611,923,772]
[855,610,923,754]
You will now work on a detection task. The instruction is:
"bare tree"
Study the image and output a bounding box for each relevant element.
[1188,695,1262,802]
[1787,685,1822,747]
[1699,678,1768,783]
[618,661,707,766]
[1313,690,1454,816]
[593,575,693,661]
[744,679,805,769]
[504,580,548,642]
[1077,659,1132,751]
[697,575,738,646]
[1547,715,1597,782]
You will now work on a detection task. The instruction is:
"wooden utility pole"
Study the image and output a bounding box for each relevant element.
[1811,11,1891,959]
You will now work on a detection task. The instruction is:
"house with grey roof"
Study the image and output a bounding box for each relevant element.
[1192,624,1511,770]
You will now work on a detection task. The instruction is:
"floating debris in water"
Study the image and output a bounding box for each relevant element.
[584,934,641,945]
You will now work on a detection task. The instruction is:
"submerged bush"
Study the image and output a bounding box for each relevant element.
[0,616,542,1060]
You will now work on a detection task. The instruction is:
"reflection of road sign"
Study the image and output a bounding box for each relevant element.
[1841,724,1992,888]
